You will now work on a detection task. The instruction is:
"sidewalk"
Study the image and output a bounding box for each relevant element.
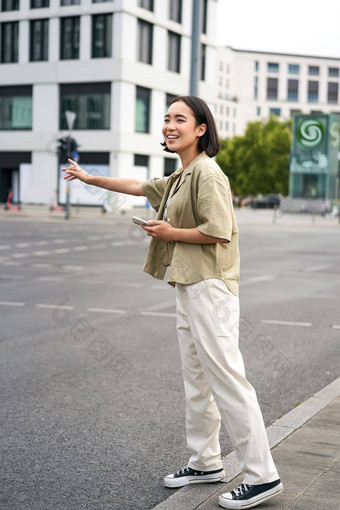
[154,377,340,510]
[0,203,340,227]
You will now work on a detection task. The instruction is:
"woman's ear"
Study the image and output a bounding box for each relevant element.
[197,123,207,138]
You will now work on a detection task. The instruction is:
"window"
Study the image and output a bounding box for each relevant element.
[308,81,319,102]
[226,64,230,74]
[225,121,229,131]
[256,106,261,116]
[168,31,181,73]
[254,76,258,100]
[138,0,153,10]
[1,22,19,63]
[138,19,153,64]
[328,82,338,104]
[0,86,32,129]
[226,106,229,116]
[164,158,177,176]
[31,0,49,7]
[267,77,278,100]
[60,17,80,59]
[1,0,19,11]
[135,86,150,133]
[269,108,281,116]
[201,0,208,34]
[92,14,112,58]
[201,43,206,81]
[254,61,259,72]
[287,79,298,101]
[267,62,279,73]
[30,19,48,61]
[60,82,111,129]
[61,0,80,4]
[308,66,319,76]
[328,67,339,77]
[169,0,182,23]
[92,0,112,3]
[288,64,299,74]
[290,109,301,117]
[166,93,177,109]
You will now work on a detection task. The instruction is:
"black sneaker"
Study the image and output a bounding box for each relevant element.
[219,479,283,509]
[164,466,225,488]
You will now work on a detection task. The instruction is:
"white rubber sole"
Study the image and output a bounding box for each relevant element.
[219,482,283,509]
[164,470,225,488]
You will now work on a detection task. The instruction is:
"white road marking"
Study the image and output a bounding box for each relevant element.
[111,241,124,246]
[86,235,102,241]
[0,245,11,250]
[0,274,25,280]
[62,265,84,270]
[114,282,143,288]
[52,239,67,244]
[33,263,51,268]
[12,253,29,258]
[33,250,49,256]
[262,319,312,327]
[240,275,275,286]
[36,276,64,282]
[36,304,73,310]
[2,261,20,266]
[52,248,70,254]
[73,246,87,251]
[15,242,30,248]
[87,307,126,314]
[305,265,329,272]
[34,241,48,246]
[90,244,106,249]
[332,324,340,330]
[0,301,25,306]
[141,311,176,318]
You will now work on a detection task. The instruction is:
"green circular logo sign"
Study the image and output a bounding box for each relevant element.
[298,119,324,148]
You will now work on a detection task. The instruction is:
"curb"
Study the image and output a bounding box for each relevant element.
[153,377,340,510]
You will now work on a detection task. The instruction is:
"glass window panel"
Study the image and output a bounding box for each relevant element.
[267,62,279,73]
[31,0,49,7]
[92,14,112,58]
[60,17,80,59]
[138,0,153,11]
[0,93,32,129]
[328,67,339,77]
[169,0,182,23]
[1,22,19,63]
[287,79,299,101]
[60,83,111,129]
[135,86,150,133]
[267,77,278,100]
[138,19,152,64]
[308,81,319,102]
[288,64,299,74]
[328,82,338,104]
[308,66,319,76]
[168,31,181,73]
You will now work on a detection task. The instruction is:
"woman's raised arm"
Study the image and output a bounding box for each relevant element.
[62,158,145,197]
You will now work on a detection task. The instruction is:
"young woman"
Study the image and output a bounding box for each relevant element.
[63,96,283,509]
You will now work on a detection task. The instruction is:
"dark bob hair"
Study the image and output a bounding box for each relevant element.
[161,95,220,158]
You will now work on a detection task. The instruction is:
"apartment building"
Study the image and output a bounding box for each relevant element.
[216,46,340,138]
[0,0,217,207]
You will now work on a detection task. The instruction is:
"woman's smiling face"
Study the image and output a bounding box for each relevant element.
[162,101,206,155]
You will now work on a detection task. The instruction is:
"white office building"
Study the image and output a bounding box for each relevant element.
[0,0,217,208]
[216,46,340,139]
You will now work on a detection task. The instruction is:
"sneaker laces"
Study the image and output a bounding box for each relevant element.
[232,483,252,497]
[176,466,191,476]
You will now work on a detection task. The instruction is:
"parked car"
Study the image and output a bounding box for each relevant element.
[250,194,281,209]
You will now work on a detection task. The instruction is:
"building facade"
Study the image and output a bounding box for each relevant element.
[216,46,340,139]
[0,0,217,207]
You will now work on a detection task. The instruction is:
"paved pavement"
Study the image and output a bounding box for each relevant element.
[155,378,340,510]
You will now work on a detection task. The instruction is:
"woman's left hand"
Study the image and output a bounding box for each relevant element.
[142,220,175,242]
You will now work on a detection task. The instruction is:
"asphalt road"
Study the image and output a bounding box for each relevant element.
[0,214,339,510]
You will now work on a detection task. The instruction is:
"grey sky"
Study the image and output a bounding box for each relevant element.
[216,0,340,58]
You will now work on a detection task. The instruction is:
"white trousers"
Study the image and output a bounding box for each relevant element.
[175,278,279,485]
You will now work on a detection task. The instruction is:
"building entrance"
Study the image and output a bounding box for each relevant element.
[0,168,14,203]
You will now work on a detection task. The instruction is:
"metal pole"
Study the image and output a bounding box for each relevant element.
[65,135,70,220]
[190,0,202,96]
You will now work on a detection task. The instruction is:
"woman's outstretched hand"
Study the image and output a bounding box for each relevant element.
[62,159,91,184]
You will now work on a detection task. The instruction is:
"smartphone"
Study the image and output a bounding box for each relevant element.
[132,216,150,226]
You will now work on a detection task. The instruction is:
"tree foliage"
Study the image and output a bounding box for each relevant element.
[216,116,292,197]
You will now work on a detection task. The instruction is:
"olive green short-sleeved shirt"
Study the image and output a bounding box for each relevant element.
[141,151,240,295]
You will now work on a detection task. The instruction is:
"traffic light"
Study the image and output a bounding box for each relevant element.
[56,136,80,161]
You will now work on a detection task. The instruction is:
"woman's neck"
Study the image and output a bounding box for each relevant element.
[178,146,201,171]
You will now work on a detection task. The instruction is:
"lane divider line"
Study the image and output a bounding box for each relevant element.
[0,301,26,306]
[262,319,312,327]
[87,307,126,314]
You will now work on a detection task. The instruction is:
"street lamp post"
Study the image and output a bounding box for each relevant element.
[64,111,76,220]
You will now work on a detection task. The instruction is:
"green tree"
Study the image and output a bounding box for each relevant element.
[217,116,292,197]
